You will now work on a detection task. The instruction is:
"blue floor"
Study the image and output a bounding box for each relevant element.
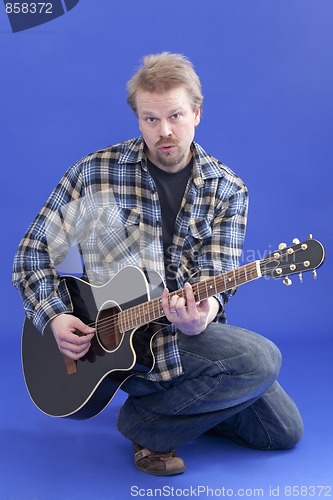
[1,335,332,499]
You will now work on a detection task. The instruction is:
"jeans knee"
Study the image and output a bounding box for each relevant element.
[267,339,282,377]
[273,413,304,450]
[253,337,282,387]
[286,423,304,449]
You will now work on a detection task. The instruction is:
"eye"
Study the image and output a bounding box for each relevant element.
[146,117,157,123]
[171,113,181,120]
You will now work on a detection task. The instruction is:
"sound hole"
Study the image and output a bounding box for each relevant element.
[96,303,122,351]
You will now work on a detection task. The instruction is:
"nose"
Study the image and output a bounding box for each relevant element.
[158,119,172,137]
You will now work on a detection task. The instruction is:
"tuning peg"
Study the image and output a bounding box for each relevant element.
[293,238,300,244]
[278,242,287,250]
[312,269,317,280]
[298,273,303,283]
[308,233,313,239]
[283,277,292,286]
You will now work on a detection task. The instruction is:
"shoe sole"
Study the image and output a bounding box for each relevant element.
[135,464,186,476]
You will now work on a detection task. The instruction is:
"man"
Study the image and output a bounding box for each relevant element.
[13,52,303,476]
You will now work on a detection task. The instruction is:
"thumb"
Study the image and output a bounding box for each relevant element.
[198,298,210,313]
[72,316,95,335]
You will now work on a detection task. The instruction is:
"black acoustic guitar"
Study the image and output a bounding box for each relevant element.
[22,237,325,420]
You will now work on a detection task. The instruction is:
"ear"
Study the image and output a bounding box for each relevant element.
[194,107,201,127]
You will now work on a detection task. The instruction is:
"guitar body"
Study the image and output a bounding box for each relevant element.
[22,266,166,419]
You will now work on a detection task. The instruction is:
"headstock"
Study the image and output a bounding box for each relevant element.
[260,235,325,284]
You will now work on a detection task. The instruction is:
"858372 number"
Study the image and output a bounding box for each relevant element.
[5,3,53,14]
[284,485,332,497]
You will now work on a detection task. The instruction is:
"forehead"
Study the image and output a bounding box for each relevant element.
[136,87,192,115]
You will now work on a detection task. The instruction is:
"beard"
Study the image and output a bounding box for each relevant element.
[155,147,187,168]
[153,137,188,168]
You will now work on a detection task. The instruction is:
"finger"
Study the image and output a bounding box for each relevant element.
[162,288,178,311]
[174,296,186,317]
[51,314,95,341]
[58,324,93,346]
[71,332,95,346]
[183,282,197,313]
[57,330,92,348]
[169,294,180,312]
[59,339,90,355]
[64,339,91,359]
[71,316,95,335]
[161,287,170,308]
[161,288,180,321]
[64,344,90,360]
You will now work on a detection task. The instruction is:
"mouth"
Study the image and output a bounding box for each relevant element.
[158,144,177,153]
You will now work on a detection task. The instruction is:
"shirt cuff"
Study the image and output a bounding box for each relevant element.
[33,295,73,333]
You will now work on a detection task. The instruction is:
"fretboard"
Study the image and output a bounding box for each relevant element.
[117,261,261,333]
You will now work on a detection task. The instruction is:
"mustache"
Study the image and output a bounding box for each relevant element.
[155,137,178,147]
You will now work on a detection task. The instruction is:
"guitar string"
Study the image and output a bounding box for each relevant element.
[83,248,312,341]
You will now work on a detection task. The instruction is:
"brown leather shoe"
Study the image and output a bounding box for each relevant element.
[133,443,186,476]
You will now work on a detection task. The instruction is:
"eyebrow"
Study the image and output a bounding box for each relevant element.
[141,111,156,117]
[141,107,184,117]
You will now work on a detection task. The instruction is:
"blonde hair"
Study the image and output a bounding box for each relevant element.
[127,52,203,115]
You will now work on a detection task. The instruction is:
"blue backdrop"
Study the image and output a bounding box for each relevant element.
[1,0,331,341]
[1,1,332,498]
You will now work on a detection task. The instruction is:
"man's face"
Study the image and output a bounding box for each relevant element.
[136,86,201,173]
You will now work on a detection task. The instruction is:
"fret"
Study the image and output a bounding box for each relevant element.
[146,302,151,323]
[117,312,122,333]
[142,303,150,323]
[148,299,153,323]
[135,306,141,323]
[152,297,162,320]
[157,298,164,317]
[234,267,241,286]
[121,311,127,332]
[138,303,144,326]
[119,310,127,333]
[233,268,238,288]
[128,307,133,330]
[207,278,217,296]
[226,272,232,289]
[196,283,202,301]
[221,273,227,291]
[196,283,201,301]
[127,308,132,330]
[204,280,209,299]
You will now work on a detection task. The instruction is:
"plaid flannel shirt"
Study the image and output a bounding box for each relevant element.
[13,137,248,381]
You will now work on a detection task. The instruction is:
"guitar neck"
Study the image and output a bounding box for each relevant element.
[118,261,261,333]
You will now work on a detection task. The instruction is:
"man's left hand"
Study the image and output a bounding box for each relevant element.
[161,282,219,336]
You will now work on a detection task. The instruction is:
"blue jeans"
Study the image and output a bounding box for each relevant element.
[117,324,304,451]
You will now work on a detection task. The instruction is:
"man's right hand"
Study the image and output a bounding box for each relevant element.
[50,314,95,360]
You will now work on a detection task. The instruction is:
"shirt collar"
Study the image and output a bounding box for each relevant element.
[118,137,147,168]
[191,142,226,189]
[118,136,225,185]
